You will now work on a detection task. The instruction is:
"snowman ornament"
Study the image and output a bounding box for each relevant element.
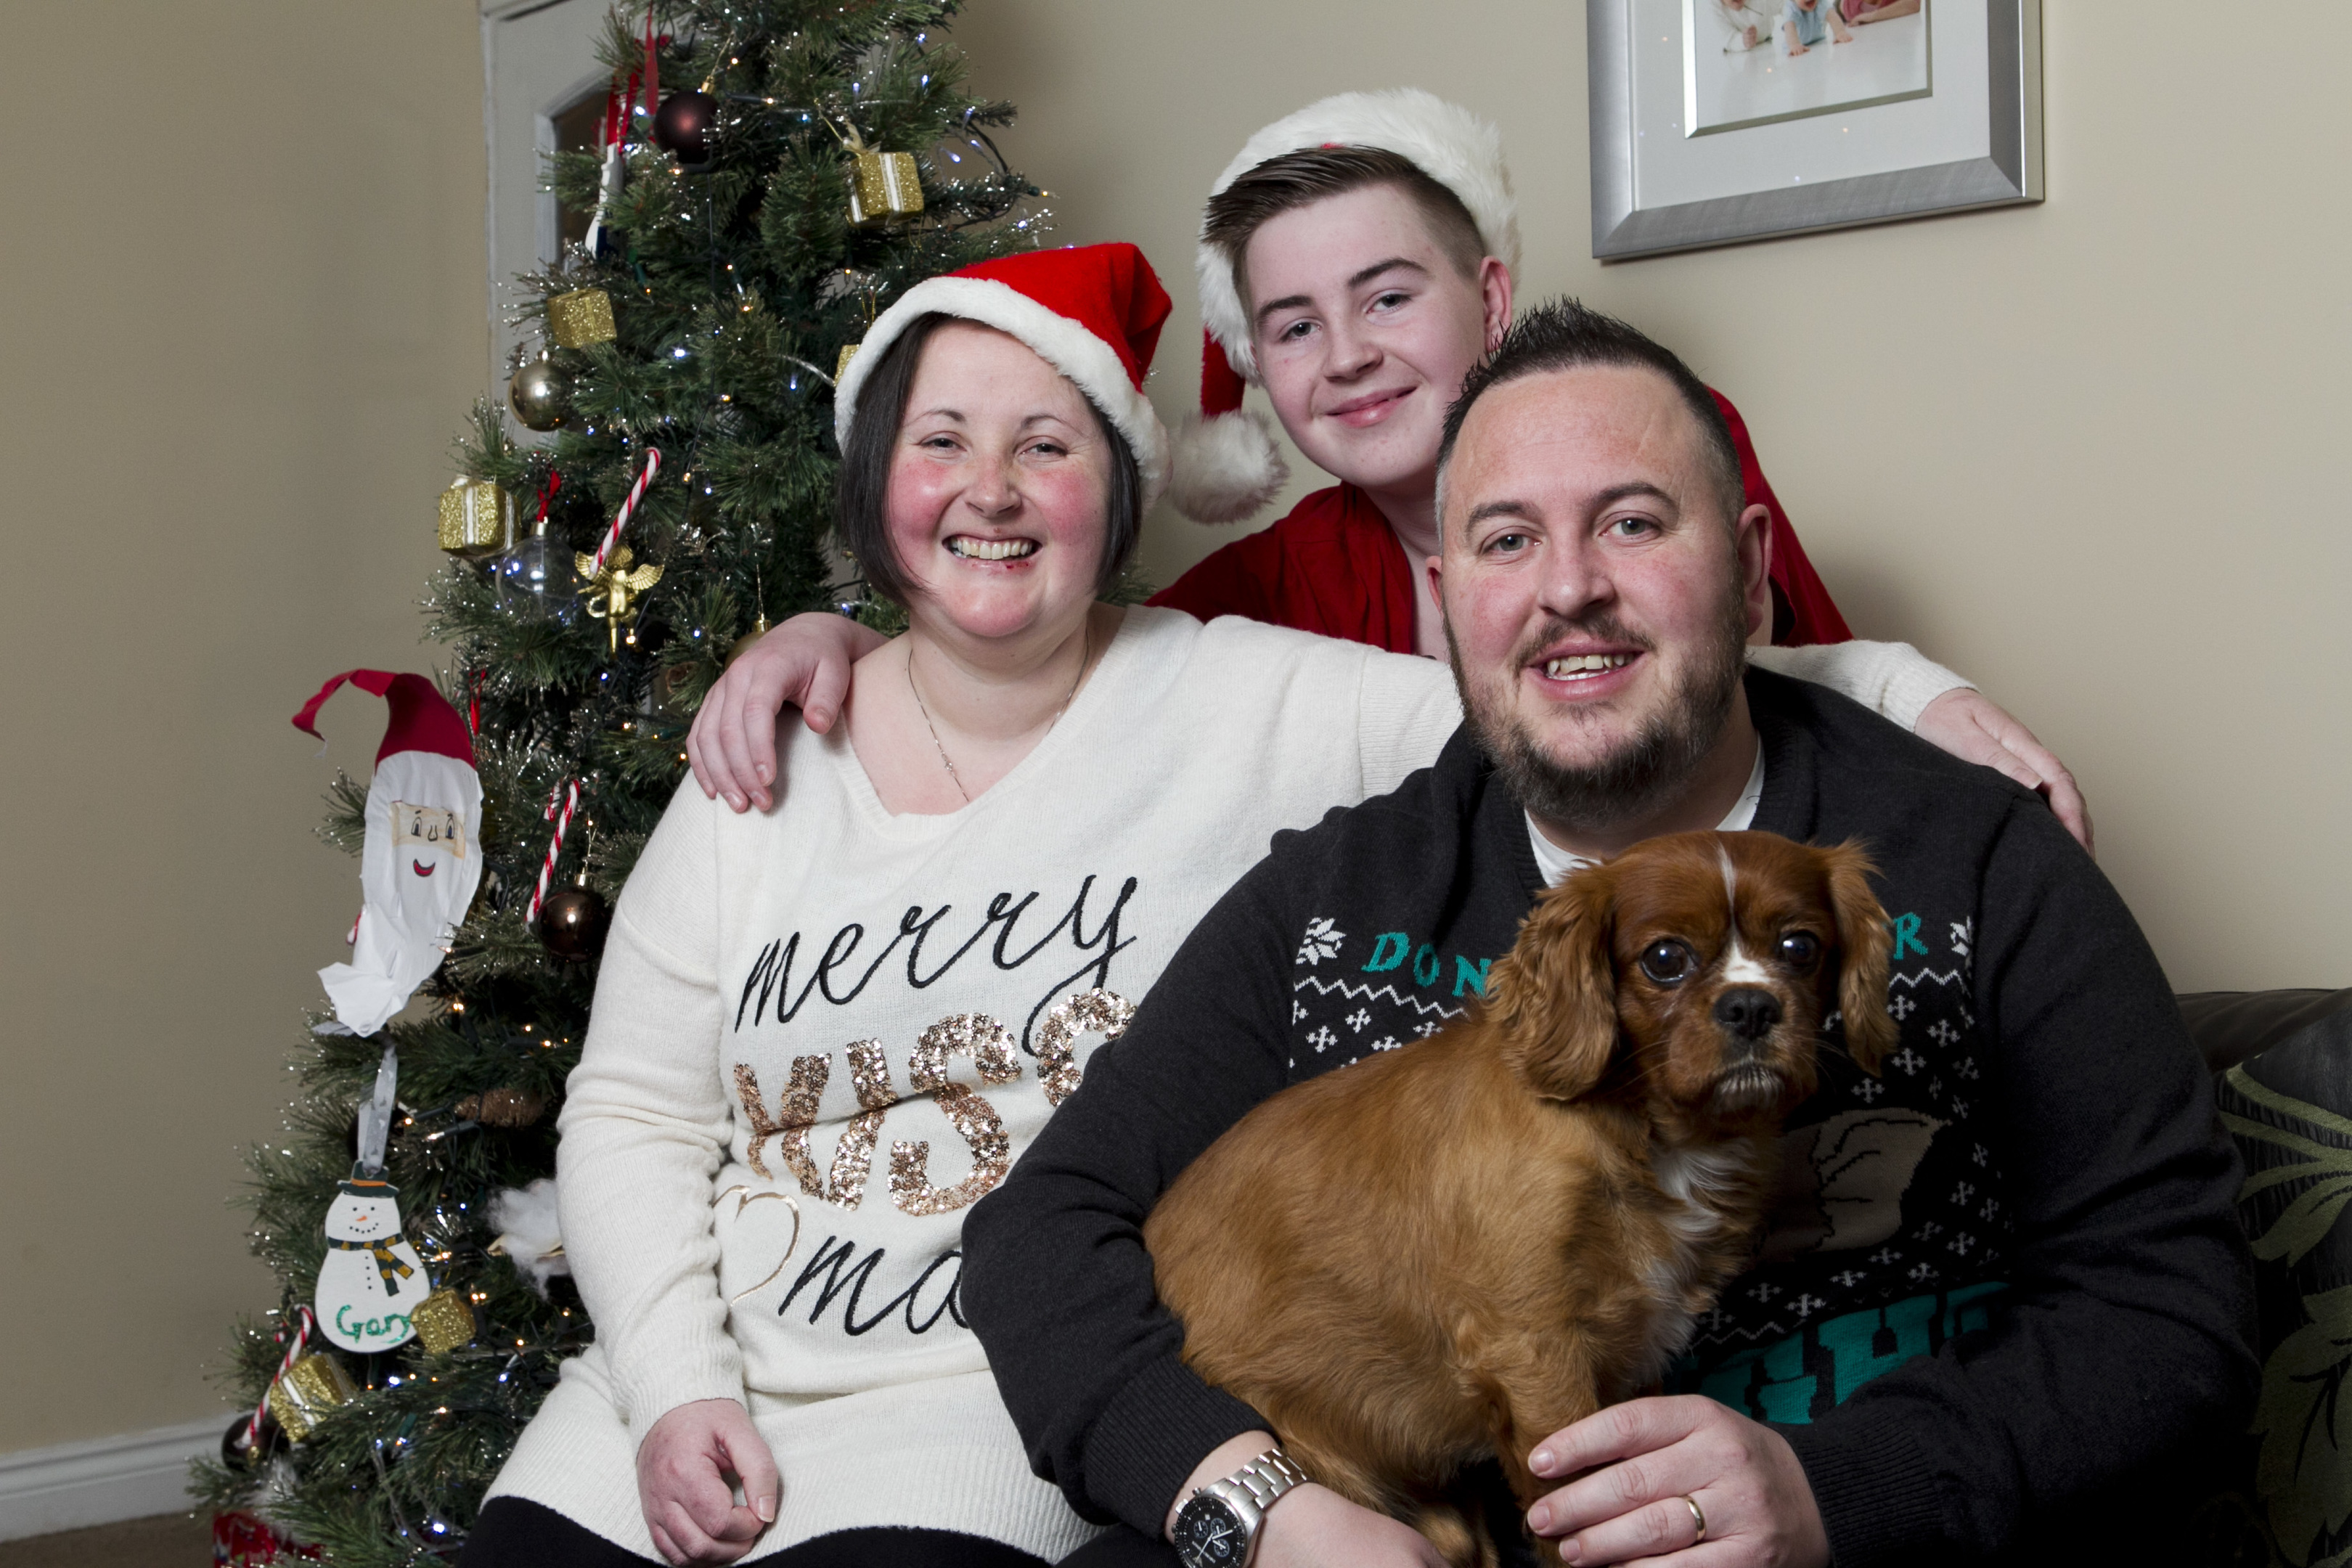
[317,1175,432,1352]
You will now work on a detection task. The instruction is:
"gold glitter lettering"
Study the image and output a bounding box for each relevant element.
[907,1014,1022,1093]
[733,1056,830,1181]
[845,1040,899,1111]
[779,1110,883,1209]
[888,1085,1012,1215]
[1034,989,1135,1106]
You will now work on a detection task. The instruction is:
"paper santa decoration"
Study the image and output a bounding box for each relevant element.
[293,671,483,1037]
[316,1175,429,1352]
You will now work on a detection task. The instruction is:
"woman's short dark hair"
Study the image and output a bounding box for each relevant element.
[834,312,1146,606]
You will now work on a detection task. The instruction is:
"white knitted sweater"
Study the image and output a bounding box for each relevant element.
[485,608,1963,1559]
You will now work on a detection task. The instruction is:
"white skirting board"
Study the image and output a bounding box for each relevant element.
[0,1416,228,1542]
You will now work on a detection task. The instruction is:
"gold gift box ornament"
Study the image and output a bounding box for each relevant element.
[438,478,515,558]
[546,287,617,350]
[844,126,922,227]
[411,1286,478,1355]
[266,1349,359,1443]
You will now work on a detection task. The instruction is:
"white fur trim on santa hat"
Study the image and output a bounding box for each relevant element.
[835,275,1171,504]
[1167,409,1289,524]
[1197,88,1519,383]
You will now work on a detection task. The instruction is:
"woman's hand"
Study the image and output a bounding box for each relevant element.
[1915,688,2094,854]
[636,1398,780,1565]
[1524,1396,1827,1567]
[686,613,886,812]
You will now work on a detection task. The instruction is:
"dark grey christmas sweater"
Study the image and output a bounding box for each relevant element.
[963,670,2255,1566]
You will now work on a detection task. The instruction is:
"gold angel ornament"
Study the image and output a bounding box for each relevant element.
[577,545,664,652]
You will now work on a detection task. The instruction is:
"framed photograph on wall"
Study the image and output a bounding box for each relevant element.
[1588,0,2041,258]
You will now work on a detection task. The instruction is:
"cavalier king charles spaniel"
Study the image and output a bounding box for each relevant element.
[1144,830,1895,1566]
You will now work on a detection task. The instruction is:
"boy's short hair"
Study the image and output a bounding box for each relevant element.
[1202,147,1486,317]
[1434,298,1746,531]
[835,313,1146,606]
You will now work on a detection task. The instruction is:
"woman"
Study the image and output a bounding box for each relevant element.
[463,243,1977,1568]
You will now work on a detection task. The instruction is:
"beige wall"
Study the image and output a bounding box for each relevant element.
[952,1,2352,993]
[3,0,2343,1461]
[0,2,486,1453]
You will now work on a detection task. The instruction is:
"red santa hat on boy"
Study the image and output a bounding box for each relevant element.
[1169,88,1521,525]
[835,242,1174,502]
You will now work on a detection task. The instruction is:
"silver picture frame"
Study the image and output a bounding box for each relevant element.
[1589,0,2041,260]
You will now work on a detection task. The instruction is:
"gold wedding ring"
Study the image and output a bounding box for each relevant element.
[1681,1494,1708,1543]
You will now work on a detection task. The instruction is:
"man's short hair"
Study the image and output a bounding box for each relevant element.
[835,312,1146,606]
[1434,298,1745,532]
[1202,147,1485,315]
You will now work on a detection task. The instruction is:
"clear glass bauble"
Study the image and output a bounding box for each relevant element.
[491,534,579,621]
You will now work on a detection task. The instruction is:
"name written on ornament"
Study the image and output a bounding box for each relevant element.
[734,873,1138,1051]
[335,1303,414,1347]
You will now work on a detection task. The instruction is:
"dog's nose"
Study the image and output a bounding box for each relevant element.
[1713,988,1783,1042]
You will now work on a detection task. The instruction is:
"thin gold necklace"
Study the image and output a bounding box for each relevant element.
[907,620,1093,805]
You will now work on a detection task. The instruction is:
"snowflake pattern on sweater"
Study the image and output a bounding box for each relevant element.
[1282,899,2006,1360]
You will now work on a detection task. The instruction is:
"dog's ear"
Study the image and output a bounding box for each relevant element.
[1487,867,1621,1101]
[1821,841,1895,1074]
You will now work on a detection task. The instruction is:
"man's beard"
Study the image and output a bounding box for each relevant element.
[1448,569,1749,836]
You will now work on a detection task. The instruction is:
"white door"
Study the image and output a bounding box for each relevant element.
[481,0,615,396]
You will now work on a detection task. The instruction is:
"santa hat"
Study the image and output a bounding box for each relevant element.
[1170,88,1521,525]
[835,242,1174,503]
[293,669,476,767]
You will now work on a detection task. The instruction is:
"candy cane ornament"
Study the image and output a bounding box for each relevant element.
[528,780,581,924]
[589,448,661,580]
[243,1305,319,1454]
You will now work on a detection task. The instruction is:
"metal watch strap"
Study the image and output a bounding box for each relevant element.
[1228,1446,1308,1513]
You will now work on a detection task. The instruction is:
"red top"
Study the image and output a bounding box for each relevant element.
[1149,388,1851,651]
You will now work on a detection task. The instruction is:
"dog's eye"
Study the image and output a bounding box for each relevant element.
[1638,940,1694,984]
[1779,931,1821,968]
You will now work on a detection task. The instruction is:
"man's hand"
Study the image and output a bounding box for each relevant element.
[1169,1432,1441,1567]
[685,612,886,812]
[1915,688,2094,854]
[1524,1397,1827,1567]
[636,1398,779,1565]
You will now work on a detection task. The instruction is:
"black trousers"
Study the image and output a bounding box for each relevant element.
[460,1498,1068,1568]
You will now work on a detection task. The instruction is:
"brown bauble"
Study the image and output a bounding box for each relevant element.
[508,352,570,432]
[536,885,610,960]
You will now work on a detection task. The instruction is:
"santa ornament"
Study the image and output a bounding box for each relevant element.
[1168,88,1520,525]
[293,670,483,1037]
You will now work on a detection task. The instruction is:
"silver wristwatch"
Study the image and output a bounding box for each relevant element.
[1170,1443,1310,1568]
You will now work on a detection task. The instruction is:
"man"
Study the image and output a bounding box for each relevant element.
[960,301,2252,1568]
[684,94,2091,852]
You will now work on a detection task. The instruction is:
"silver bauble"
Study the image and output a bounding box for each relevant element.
[508,353,570,432]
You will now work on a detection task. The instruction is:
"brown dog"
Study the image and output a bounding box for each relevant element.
[1143,830,1895,1566]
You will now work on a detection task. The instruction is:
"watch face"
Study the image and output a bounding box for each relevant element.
[1174,1494,1247,1567]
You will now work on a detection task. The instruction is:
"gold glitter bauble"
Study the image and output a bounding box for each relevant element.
[266,1351,357,1443]
[507,353,570,432]
[411,1287,476,1355]
[836,343,859,382]
[547,287,617,350]
[454,1086,547,1127]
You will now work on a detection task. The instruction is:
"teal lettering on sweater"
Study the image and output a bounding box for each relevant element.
[1363,934,1410,973]
[1667,1283,2006,1424]
[1453,957,1492,998]
[1891,912,1928,960]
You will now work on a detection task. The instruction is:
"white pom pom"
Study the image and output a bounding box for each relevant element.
[489,1177,570,1297]
[1167,409,1289,524]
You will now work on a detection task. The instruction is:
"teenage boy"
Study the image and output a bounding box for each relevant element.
[961,301,2252,1568]
[685,94,2088,849]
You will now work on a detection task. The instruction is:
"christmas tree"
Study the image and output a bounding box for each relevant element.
[195,4,1045,1560]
